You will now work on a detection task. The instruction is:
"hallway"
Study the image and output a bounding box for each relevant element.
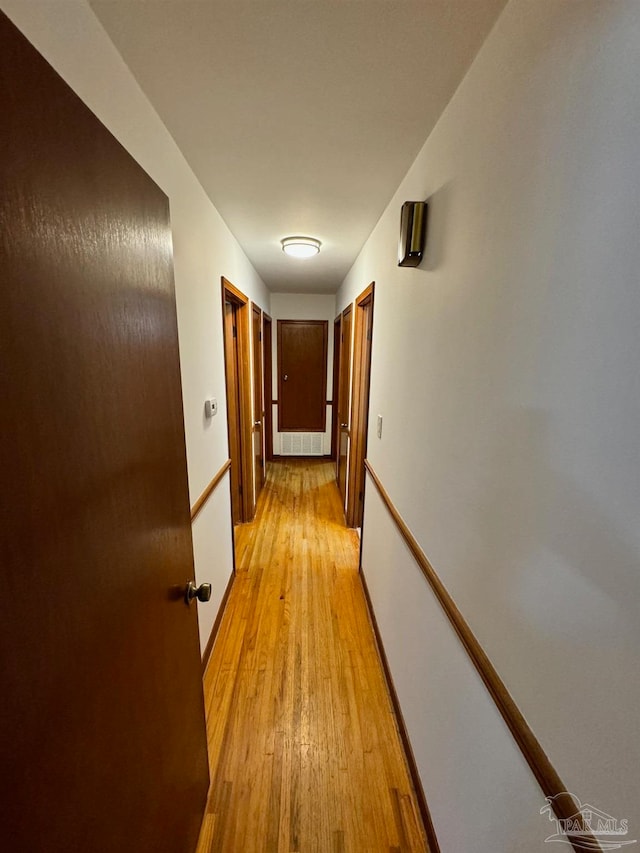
[196,460,428,853]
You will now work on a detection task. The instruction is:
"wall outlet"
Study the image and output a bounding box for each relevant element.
[377,414,383,439]
[204,398,218,419]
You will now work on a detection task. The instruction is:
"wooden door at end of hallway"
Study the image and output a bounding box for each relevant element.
[252,303,265,497]
[277,320,328,432]
[0,12,209,853]
[337,306,352,506]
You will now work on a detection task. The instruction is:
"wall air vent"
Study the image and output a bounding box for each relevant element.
[280,433,324,456]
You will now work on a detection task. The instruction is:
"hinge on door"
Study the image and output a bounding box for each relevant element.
[367,328,372,341]
[259,330,262,341]
[233,325,237,338]
[359,490,363,501]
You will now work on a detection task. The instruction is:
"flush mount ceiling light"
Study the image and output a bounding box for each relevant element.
[281,236,321,258]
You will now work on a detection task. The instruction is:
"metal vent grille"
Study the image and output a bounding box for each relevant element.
[280,433,324,456]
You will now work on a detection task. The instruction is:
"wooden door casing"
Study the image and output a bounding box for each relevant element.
[337,306,353,506]
[331,315,342,463]
[347,284,375,528]
[224,300,244,524]
[221,277,254,523]
[251,303,265,497]
[277,320,328,432]
[263,314,274,461]
[0,12,208,852]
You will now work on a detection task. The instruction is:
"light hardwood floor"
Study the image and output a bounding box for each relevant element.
[196,459,429,853]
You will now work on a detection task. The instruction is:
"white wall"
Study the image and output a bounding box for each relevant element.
[364,486,544,851]
[338,0,640,848]
[270,293,336,456]
[2,0,271,654]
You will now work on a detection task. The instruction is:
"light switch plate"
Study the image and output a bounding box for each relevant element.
[204,398,218,419]
[377,414,383,439]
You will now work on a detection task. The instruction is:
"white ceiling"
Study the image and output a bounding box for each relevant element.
[90,0,507,293]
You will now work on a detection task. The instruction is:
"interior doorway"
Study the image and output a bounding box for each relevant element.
[251,303,265,499]
[221,277,254,523]
[331,315,342,462]
[347,283,375,528]
[336,305,352,509]
[263,313,273,461]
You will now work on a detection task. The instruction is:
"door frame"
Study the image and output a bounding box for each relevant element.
[337,304,352,505]
[251,301,265,497]
[331,314,342,462]
[263,313,273,461]
[221,276,254,522]
[347,282,375,528]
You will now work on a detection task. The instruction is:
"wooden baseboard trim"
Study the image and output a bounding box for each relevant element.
[201,570,235,675]
[363,459,599,852]
[360,568,441,853]
[190,459,231,522]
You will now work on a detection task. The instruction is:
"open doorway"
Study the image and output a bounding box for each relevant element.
[263,313,273,462]
[331,314,341,462]
[221,277,254,523]
[251,302,265,500]
[336,305,352,510]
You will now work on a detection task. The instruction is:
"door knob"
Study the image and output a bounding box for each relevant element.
[254,420,261,427]
[185,581,212,605]
[341,423,348,428]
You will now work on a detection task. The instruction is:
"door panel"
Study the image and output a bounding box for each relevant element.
[277,320,328,432]
[252,304,264,496]
[337,307,352,505]
[0,13,208,852]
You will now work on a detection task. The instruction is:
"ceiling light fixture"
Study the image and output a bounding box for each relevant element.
[281,236,321,258]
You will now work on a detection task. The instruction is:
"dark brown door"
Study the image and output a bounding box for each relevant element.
[331,315,342,462]
[224,300,244,524]
[0,13,208,853]
[277,320,328,431]
[263,314,273,461]
[347,284,375,528]
[252,304,264,497]
[337,306,353,505]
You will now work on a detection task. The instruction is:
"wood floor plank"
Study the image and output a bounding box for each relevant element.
[196,459,429,853]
